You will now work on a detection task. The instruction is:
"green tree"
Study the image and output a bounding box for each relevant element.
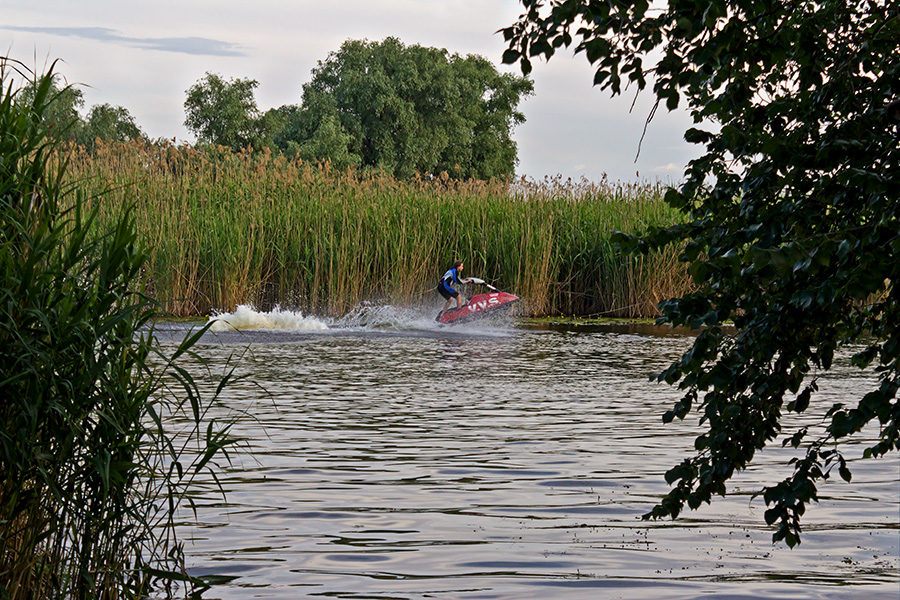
[77,103,145,149]
[260,105,296,154]
[503,1,900,546]
[18,76,146,150]
[298,113,361,170]
[184,72,263,151]
[279,37,533,179]
[17,75,85,141]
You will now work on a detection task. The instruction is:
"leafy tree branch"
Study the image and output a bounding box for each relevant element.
[504,0,900,546]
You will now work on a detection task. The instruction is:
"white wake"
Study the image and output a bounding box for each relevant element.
[208,305,329,331]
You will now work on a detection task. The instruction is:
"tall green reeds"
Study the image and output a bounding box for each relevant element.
[65,139,691,318]
[1,59,236,599]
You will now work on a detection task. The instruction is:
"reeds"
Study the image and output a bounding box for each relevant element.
[1,59,237,599]
[64,140,691,318]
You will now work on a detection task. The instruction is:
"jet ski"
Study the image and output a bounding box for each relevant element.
[437,278,519,325]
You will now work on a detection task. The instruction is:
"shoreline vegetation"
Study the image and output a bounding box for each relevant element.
[65,140,692,319]
[2,60,235,599]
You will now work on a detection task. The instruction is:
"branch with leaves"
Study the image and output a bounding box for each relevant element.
[503,0,900,546]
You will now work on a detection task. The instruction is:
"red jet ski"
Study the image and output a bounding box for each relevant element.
[438,278,519,325]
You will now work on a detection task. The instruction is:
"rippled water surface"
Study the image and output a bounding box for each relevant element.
[157,313,899,599]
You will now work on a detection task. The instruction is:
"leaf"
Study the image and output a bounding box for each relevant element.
[521,57,532,75]
[529,39,554,57]
[666,89,680,110]
[684,128,712,144]
[502,48,520,64]
[838,457,852,483]
[593,68,610,86]
[787,388,812,413]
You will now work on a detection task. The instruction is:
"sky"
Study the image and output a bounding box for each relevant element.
[1,0,699,183]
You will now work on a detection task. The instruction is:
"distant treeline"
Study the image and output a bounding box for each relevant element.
[35,37,533,181]
[65,140,691,318]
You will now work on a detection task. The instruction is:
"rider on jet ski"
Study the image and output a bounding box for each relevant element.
[436,260,473,321]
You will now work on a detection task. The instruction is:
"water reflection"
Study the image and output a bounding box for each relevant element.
[159,320,899,599]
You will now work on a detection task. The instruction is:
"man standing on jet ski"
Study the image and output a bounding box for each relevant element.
[436,260,473,321]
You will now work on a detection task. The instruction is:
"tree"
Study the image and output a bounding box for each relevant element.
[77,103,145,149]
[260,105,299,154]
[297,113,361,170]
[503,1,900,546]
[278,37,533,179]
[184,72,263,151]
[18,75,146,150]
[17,75,84,141]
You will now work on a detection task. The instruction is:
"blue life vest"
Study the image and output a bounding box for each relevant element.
[441,268,461,286]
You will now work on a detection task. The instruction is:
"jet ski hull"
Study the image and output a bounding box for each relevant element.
[439,291,519,324]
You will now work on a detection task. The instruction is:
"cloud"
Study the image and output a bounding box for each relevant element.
[1,26,245,57]
[650,162,682,173]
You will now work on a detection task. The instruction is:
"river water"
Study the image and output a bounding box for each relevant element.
[157,306,899,599]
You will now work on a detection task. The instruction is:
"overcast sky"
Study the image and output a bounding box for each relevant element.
[2,0,699,183]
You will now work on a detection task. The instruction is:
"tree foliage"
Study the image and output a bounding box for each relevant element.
[277,37,534,179]
[18,76,146,149]
[184,72,263,151]
[78,103,145,149]
[503,0,900,545]
[17,75,85,141]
